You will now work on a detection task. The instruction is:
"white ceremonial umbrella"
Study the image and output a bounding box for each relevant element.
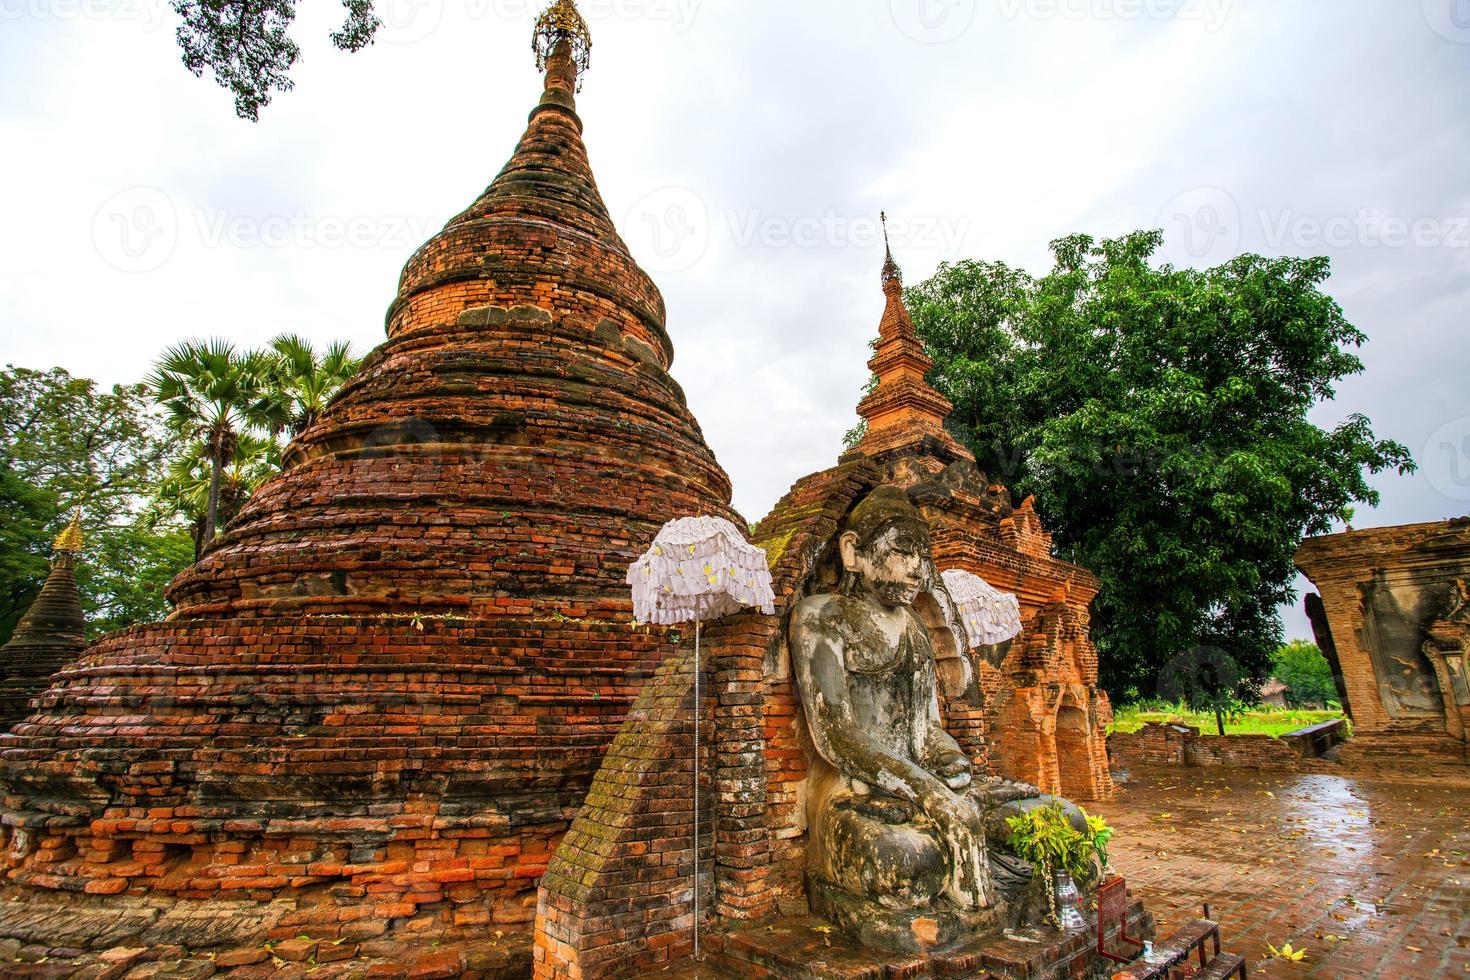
[626,516,775,958]
[940,568,1024,649]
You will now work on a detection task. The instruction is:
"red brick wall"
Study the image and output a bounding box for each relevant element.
[1106,722,1335,771]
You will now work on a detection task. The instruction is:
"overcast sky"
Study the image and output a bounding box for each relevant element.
[2,0,1467,641]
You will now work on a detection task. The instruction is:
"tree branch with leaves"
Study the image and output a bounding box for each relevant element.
[171,0,382,121]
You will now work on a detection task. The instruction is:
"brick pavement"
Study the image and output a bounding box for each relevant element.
[1090,765,1470,979]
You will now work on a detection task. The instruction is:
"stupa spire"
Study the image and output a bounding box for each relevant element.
[52,508,84,557]
[881,211,902,288]
[533,0,592,91]
[852,221,970,460]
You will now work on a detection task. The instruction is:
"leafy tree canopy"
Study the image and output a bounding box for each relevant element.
[1,336,361,644]
[902,230,1415,700]
[0,366,187,642]
[172,0,381,121]
[1271,639,1339,708]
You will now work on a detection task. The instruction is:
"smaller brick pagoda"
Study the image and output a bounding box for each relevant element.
[849,235,1115,804]
[0,512,86,731]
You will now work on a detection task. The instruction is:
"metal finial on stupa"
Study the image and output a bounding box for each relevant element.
[533,0,592,90]
[880,212,902,287]
[52,509,84,555]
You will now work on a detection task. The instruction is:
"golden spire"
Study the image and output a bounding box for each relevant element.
[533,0,592,90]
[52,509,84,554]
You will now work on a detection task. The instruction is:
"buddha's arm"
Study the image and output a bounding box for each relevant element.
[791,607,950,805]
[912,627,972,788]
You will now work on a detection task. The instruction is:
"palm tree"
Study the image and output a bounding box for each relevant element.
[261,334,362,438]
[146,340,273,546]
[154,432,281,558]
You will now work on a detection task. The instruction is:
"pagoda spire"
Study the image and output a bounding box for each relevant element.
[0,508,87,731]
[533,0,592,91]
[52,508,84,558]
[852,219,970,460]
[881,211,902,288]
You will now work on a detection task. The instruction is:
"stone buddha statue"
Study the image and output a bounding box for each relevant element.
[790,486,1090,952]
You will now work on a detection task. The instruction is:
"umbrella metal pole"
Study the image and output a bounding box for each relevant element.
[693,616,701,961]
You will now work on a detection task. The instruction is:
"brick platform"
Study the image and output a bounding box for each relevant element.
[647,904,1157,980]
[1107,721,1349,772]
[1091,765,1470,978]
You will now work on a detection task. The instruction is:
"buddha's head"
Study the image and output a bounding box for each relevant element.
[838,486,932,609]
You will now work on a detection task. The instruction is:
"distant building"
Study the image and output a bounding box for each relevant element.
[1261,678,1290,708]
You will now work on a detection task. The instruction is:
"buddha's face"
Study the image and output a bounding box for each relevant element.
[841,522,930,609]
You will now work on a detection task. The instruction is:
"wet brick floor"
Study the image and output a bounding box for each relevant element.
[1091,765,1470,979]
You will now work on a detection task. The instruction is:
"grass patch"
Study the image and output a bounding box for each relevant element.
[1109,702,1346,738]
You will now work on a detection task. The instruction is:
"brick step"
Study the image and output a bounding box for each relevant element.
[1154,917,1217,958]
[645,958,747,979]
[695,910,1155,980]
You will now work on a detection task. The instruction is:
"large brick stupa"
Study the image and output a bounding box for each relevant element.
[0,0,736,953]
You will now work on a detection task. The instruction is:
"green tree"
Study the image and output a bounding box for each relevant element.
[147,341,275,546]
[172,0,381,121]
[259,334,362,437]
[904,231,1415,698]
[1271,640,1338,708]
[79,523,197,639]
[0,465,52,642]
[0,366,190,643]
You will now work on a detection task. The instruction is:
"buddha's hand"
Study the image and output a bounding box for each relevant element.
[916,779,982,838]
[852,795,915,825]
[915,780,989,908]
[931,749,973,791]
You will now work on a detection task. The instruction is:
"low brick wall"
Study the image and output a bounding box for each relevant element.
[1108,720,1347,771]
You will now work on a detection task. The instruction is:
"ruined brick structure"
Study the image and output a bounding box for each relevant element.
[0,3,739,961]
[0,513,86,732]
[1107,720,1348,771]
[534,245,1115,978]
[1297,518,1470,766]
